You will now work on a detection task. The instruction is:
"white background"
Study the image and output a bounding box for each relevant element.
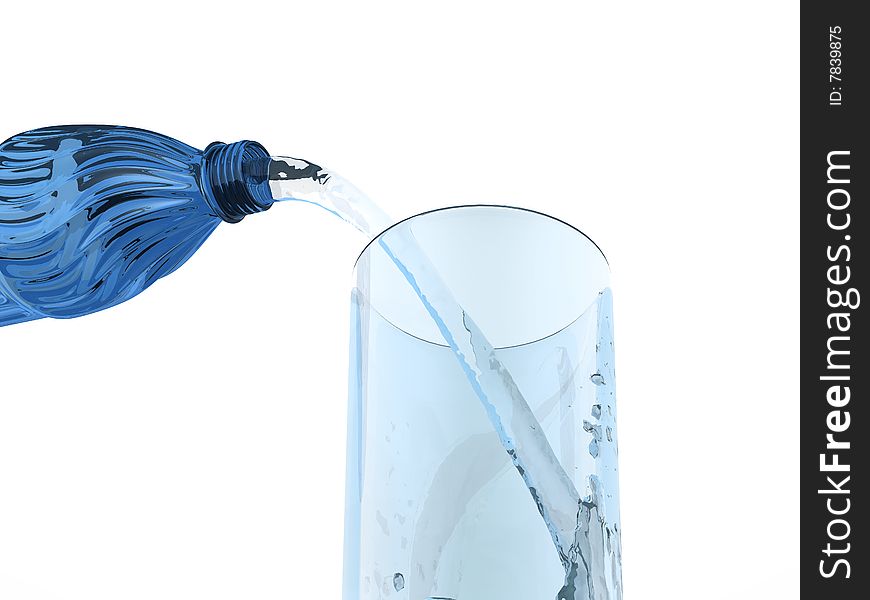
[0,1,799,599]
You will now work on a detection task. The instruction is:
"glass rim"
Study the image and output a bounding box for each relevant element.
[353,204,610,349]
[355,204,609,269]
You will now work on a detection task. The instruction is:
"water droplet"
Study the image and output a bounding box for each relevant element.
[588,439,600,458]
[591,404,602,419]
[393,572,405,591]
[606,426,613,442]
[583,420,602,441]
[590,373,606,386]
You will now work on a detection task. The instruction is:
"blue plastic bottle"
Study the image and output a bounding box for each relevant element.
[0,125,278,326]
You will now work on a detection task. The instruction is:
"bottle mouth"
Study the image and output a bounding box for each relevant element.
[353,204,610,349]
[201,140,274,223]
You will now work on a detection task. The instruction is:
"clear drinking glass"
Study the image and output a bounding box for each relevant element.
[344,206,621,600]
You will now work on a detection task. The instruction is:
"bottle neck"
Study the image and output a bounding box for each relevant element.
[201,140,274,223]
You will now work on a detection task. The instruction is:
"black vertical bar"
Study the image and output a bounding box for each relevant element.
[802,2,867,596]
